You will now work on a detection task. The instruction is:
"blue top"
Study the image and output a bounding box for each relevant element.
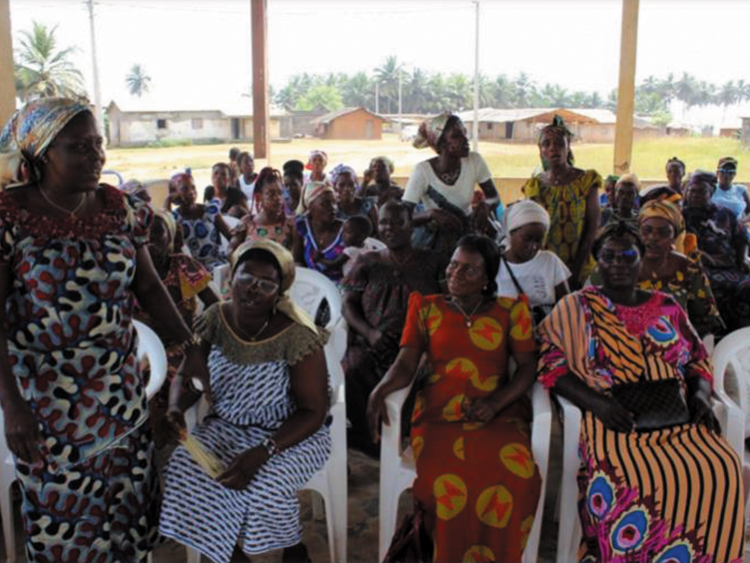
[712,184,748,219]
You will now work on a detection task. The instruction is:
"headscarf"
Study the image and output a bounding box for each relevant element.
[638,184,682,206]
[153,208,178,252]
[329,164,359,190]
[0,97,90,190]
[718,156,738,170]
[413,112,455,151]
[371,156,395,173]
[638,200,684,237]
[538,114,575,168]
[120,179,146,196]
[296,180,334,214]
[306,150,328,170]
[604,174,620,184]
[504,199,550,234]
[230,239,318,335]
[617,173,640,191]
[688,170,717,191]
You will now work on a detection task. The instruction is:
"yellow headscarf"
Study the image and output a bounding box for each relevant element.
[0,97,90,190]
[638,200,685,237]
[230,239,318,335]
[153,208,178,253]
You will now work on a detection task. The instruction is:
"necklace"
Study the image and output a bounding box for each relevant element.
[39,187,86,218]
[389,249,414,277]
[238,314,273,342]
[450,297,484,328]
[439,167,460,184]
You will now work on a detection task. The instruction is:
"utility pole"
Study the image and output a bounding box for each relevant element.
[472,0,480,152]
[397,70,402,134]
[85,0,103,134]
[375,81,379,114]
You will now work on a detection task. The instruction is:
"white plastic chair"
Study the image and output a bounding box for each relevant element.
[555,348,747,563]
[0,321,166,563]
[377,375,552,563]
[187,267,348,563]
[220,214,241,255]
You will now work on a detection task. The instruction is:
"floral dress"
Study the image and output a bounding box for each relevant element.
[524,169,602,283]
[236,215,295,250]
[295,215,346,283]
[174,199,227,270]
[0,185,158,562]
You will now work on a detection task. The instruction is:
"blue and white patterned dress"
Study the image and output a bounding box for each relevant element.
[173,199,227,270]
[159,304,331,563]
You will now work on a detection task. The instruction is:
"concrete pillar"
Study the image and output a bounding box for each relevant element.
[613,0,639,175]
[251,0,269,160]
[0,0,16,125]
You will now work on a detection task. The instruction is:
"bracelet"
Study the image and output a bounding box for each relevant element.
[175,334,202,354]
[262,437,280,457]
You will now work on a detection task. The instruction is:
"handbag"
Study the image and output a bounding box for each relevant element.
[382,501,433,563]
[501,255,553,327]
[610,379,690,432]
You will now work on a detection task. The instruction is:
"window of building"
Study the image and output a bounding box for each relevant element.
[157,119,167,129]
[487,122,493,131]
[191,118,203,129]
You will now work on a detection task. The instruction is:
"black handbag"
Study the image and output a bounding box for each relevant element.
[610,379,690,432]
[382,501,433,563]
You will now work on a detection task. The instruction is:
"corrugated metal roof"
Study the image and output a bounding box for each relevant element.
[456,107,659,129]
[310,107,386,125]
[108,98,288,117]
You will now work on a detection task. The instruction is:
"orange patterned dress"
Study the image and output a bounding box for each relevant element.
[400,292,541,563]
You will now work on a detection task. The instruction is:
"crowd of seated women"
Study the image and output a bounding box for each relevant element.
[1,95,748,563]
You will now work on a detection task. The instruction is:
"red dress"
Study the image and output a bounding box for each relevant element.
[401,292,541,563]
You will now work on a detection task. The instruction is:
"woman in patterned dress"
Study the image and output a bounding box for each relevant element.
[0,98,207,562]
[228,167,296,255]
[539,221,745,563]
[523,115,602,287]
[159,240,330,563]
[173,172,233,270]
[368,234,541,563]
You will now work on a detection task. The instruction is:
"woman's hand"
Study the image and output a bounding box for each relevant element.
[465,397,499,422]
[183,345,212,404]
[366,388,390,443]
[591,395,634,433]
[4,400,45,464]
[428,208,464,232]
[217,446,269,490]
[471,200,491,234]
[164,408,187,443]
[689,393,721,433]
[366,327,383,348]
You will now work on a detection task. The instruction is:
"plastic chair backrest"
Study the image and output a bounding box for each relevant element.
[220,215,241,253]
[133,320,168,400]
[712,326,750,436]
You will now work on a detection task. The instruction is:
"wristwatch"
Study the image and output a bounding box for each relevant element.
[262,437,279,457]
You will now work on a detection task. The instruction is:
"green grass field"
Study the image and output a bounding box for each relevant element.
[104,134,750,197]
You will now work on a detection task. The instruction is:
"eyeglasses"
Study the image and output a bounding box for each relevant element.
[598,249,640,265]
[234,272,279,295]
[447,261,483,277]
[717,168,736,175]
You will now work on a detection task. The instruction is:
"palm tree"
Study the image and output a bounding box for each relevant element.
[14,21,85,101]
[404,68,430,113]
[445,73,472,111]
[512,72,536,108]
[491,74,515,108]
[342,72,373,110]
[717,81,738,125]
[125,64,151,97]
[374,55,403,114]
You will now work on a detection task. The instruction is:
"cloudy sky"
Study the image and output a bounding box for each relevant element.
[9,0,750,124]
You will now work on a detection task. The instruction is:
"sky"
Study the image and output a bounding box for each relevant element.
[8,0,750,126]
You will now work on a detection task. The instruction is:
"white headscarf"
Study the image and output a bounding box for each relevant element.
[504,200,550,234]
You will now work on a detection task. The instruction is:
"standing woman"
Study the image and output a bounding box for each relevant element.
[304,149,328,183]
[0,98,207,562]
[331,164,379,227]
[362,156,404,207]
[524,115,601,287]
[666,156,687,195]
[404,113,500,259]
[203,162,248,218]
[282,160,304,216]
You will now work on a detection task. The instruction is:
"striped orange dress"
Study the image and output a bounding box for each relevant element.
[538,288,744,563]
[401,292,541,563]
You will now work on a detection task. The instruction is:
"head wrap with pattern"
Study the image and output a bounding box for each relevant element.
[638,200,684,237]
[329,164,359,191]
[306,150,328,170]
[296,180,334,215]
[230,239,318,335]
[0,97,91,190]
[413,112,458,151]
[538,114,575,167]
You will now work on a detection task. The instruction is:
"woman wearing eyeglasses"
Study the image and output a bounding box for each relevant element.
[367,234,541,563]
[160,240,330,563]
[539,221,745,563]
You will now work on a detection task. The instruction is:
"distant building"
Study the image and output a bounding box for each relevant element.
[106,99,291,147]
[310,107,386,140]
[455,107,662,143]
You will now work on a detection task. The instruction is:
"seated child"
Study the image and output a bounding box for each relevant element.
[315,215,384,278]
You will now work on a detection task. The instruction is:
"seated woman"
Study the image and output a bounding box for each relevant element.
[524,115,601,288]
[362,156,404,207]
[138,209,219,447]
[229,167,296,255]
[331,164,379,229]
[600,174,639,227]
[203,162,248,218]
[405,113,500,260]
[539,221,745,563]
[282,160,304,216]
[590,201,724,337]
[368,235,541,563]
[293,181,346,283]
[342,201,442,456]
[172,173,233,270]
[497,200,570,322]
[159,240,331,563]
[684,170,750,332]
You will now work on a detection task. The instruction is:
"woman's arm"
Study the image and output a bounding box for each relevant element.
[570,184,601,287]
[215,214,233,242]
[366,346,422,441]
[226,224,247,256]
[467,349,537,422]
[554,280,571,302]
[553,374,633,432]
[217,346,329,489]
[342,290,380,347]
[478,178,500,210]
[0,264,46,463]
[198,286,220,309]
